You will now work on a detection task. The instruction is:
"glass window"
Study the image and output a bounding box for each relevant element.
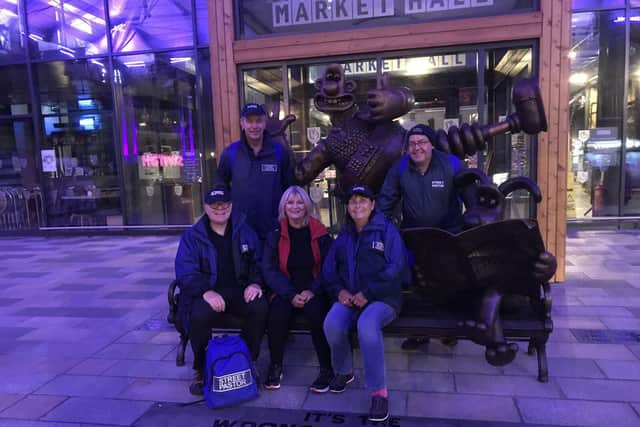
[237,0,536,39]
[0,0,26,63]
[26,0,108,60]
[109,0,193,52]
[568,10,625,219]
[196,0,208,45]
[0,64,30,115]
[113,51,203,225]
[0,119,42,230]
[485,47,534,219]
[35,59,122,227]
[625,10,640,216]
[572,0,624,10]
[198,48,215,189]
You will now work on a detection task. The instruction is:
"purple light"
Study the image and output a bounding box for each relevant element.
[132,121,138,157]
[120,108,128,159]
[180,119,186,156]
[188,109,194,155]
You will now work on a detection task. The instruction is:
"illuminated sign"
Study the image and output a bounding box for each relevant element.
[141,153,184,168]
[272,0,495,28]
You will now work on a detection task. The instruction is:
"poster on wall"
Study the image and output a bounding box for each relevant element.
[41,149,57,173]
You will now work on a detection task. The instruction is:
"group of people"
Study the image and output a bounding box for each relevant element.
[174,103,464,422]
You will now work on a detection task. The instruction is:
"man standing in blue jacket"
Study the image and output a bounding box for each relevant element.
[216,103,295,241]
[174,186,268,395]
[377,123,464,350]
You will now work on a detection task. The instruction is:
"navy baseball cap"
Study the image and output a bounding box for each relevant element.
[240,103,266,118]
[347,185,375,201]
[407,124,436,142]
[204,186,231,204]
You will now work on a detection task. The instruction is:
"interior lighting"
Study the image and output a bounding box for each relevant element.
[123,60,146,68]
[5,0,17,4]
[47,0,105,26]
[568,51,576,60]
[28,33,43,41]
[569,73,588,85]
[613,16,640,23]
[70,18,92,34]
[170,57,191,63]
[0,8,18,18]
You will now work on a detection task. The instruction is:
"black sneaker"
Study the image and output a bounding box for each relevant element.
[309,368,334,393]
[329,372,354,393]
[188,369,204,396]
[401,336,430,351]
[368,395,389,422]
[264,363,283,390]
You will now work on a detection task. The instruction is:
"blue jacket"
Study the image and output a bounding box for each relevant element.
[319,211,407,313]
[377,150,463,233]
[216,133,295,239]
[174,213,262,332]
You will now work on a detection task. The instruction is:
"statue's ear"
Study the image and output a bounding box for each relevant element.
[314,78,323,91]
[344,79,357,93]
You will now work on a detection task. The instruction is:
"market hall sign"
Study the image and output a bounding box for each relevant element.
[273,0,496,27]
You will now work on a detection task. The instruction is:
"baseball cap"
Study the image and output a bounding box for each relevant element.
[204,186,231,204]
[240,103,267,118]
[346,184,375,201]
[407,124,436,142]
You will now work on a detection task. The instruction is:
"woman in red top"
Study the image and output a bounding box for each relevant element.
[261,186,334,392]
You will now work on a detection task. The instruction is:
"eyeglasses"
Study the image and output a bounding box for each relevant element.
[209,203,230,211]
[408,140,431,149]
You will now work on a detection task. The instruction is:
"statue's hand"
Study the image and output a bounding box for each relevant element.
[364,73,414,122]
[533,251,557,282]
[265,103,296,139]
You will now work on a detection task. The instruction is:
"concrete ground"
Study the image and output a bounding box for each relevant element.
[0,229,639,426]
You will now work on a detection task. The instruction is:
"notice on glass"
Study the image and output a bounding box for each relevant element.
[41,149,57,172]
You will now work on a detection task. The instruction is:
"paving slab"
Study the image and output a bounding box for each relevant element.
[557,377,640,401]
[595,360,640,380]
[406,392,521,423]
[517,397,640,426]
[0,395,67,420]
[34,375,134,398]
[42,397,152,426]
[455,374,563,397]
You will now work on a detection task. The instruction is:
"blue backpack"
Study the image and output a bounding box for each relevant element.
[203,335,259,408]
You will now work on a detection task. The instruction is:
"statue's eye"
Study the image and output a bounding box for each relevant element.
[479,196,485,203]
[490,199,497,207]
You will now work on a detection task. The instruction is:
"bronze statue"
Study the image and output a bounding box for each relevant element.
[405,169,556,367]
[293,63,414,197]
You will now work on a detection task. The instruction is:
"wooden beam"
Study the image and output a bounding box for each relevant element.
[234,13,543,64]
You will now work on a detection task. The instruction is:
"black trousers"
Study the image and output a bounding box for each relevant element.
[189,287,268,371]
[267,294,332,370]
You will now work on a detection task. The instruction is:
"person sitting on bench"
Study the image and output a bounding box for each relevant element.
[174,185,268,395]
[261,186,334,392]
[321,185,408,422]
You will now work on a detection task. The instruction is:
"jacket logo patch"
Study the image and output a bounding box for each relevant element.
[372,241,384,251]
[241,244,249,253]
[261,164,278,173]
[432,180,445,188]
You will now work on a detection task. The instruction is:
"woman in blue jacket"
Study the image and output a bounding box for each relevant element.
[321,185,408,423]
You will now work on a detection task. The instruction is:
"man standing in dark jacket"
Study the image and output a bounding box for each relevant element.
[377,124,464,232]
[174,186,268,395]
[216,103,295,240]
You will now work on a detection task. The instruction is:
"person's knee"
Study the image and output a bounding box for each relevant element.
[356,316,381,345]
[247,296,268,318]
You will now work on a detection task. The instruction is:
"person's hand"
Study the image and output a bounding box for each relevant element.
[352,292,368,308]
[292,290,315,308]
[244,283,263,303]
[338,289,354,307]
[291,294,306,308]
[203,290,225,312]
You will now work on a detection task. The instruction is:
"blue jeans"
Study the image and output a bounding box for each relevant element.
[323,301,396,391]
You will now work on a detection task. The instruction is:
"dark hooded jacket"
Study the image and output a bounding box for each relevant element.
[174,212,262,333]
[319,210,408,313]
[216,133,294,239]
